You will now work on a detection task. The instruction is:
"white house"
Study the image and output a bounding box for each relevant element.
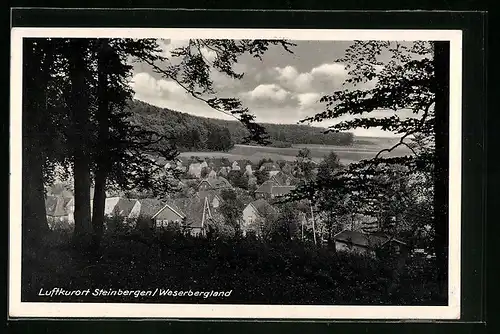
[207,169,217,178]
[242,199,277,236]
[231,161,241,171]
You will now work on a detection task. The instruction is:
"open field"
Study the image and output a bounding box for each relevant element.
[179,136,413,165]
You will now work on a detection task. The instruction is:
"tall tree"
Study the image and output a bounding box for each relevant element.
[288,40,447,298]
[294,148,314,181]
[22,39,55,243]
[23,37,296,251]
[316,152,342,183]
[90,38,111,248]
[66,39,93,244]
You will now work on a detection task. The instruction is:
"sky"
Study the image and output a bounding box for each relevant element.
[129,39,414,138]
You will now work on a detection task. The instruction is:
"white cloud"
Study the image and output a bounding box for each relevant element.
[294,73,314,92]
[157,39,190,59]
[275,65,299,82]
[210,69,240,90]
[273,65,312,92]
[310,63,347,77]
[296,92,321,110]
[273,63,348,94]
[243,84,290,102]
[129,72,187,100]
[200,47,217,63]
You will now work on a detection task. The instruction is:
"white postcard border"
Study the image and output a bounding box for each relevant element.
[9,28,462,319]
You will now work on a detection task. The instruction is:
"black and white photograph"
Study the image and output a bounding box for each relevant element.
[9,28,462,319]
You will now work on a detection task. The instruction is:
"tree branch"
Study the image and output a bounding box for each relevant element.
[143,58,242,122]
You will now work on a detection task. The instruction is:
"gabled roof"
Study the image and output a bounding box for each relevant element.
[138,198,165,218]
[255,180,280,193]
[180,196,223,229]
[112,198,139,217]
[270,171,292,185]
[151,201,186,220]
[199,176,231,189]
[183,200,205,229]
[268,170,280,178]
[270,186,295,196]
[333,230,406,248]
[45,196,69,217]
[197,190,223,204]
[259,162,280,171]
[249,199,277,217]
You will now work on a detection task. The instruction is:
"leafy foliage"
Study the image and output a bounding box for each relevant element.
[290,41,435,222]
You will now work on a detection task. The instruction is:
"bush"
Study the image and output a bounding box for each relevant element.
[22,227,444,305]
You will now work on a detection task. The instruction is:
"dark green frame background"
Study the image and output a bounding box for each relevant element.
[8,8,487,334]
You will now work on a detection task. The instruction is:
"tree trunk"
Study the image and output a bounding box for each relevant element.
[433,41,450,301]
[67,40,92,248]
[309,199,317,245]
[21,39,52,246]
[91,39,111,250]
[22,132,49,244]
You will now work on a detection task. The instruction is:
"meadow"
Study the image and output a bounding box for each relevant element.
[179,136,412,165]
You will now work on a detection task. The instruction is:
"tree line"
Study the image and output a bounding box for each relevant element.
[128,99,354,151]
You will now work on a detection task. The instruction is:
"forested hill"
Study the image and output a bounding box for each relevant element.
[127,99,354,152]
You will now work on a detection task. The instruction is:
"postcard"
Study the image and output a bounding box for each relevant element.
[9,27,462,319]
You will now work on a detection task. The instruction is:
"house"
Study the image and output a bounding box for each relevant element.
[45,196,73,227]
[110,198,141,227]
[188,161,209,178]
[231,161,241,171]
[138,199,165,218]
[151,201,186,229]
[197,190,223,209]
[268,170,280,178]
[198,176,232,191]
[180,196,224,237]
[207,169,217,179]
[46,182,73,198]
[243,164,253,176]
[164,159,186,172]
[255,180,280,198]
[255,180,295,199]
[333,230,408,257]
[135,198,165,229]
[259,162,280,172]
[63,197,75,223]
[242,199,277,236]
[269,171,292,186]
[217,166,230,177]
[270,186,295,199]
[62,195,123,224]
[248,175,258,189]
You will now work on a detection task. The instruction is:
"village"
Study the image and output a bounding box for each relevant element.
[45,154,415,258]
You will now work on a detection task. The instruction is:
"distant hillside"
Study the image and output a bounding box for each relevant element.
[126,99,354,152]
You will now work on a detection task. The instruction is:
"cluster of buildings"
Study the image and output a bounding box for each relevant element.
[45,156,304,237]
[45,155,410,258]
